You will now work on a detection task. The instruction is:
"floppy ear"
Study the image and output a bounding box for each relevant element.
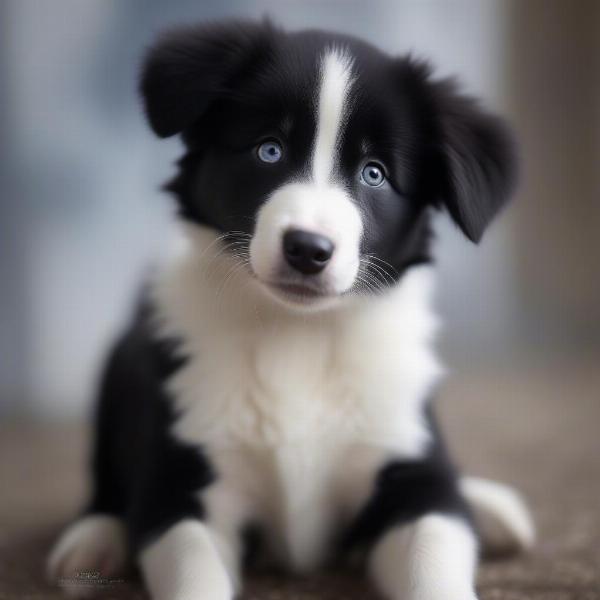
[140,20,274,138]
[432,78,517,243]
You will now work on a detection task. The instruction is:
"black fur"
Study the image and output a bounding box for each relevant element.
[88,303,215,552]
[342,405,472,553]
[142,20,515,274]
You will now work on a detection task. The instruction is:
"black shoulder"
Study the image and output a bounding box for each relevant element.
[110,298,187,384]
[90,295,215,551]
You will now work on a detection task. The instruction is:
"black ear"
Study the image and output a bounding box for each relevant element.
[140,20,275,138]
[431,78,517,243]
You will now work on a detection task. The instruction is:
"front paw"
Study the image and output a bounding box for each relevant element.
[47,515,127,598]
[140,520,235,600]
[398,587,478,600]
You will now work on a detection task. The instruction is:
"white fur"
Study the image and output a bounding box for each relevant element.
[369,514,478,600]
[312,48,354,185]
[461,476,535,553]
[152,223,443,572]
[249,49,361,300]
[47,515,127,596]
[140,519,234,600]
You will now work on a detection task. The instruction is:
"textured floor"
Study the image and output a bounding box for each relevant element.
[1,357,599,599]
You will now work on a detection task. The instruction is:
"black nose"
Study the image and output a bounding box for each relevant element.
[283,230,334,275]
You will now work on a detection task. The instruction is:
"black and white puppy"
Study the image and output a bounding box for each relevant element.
[49,20,534,600]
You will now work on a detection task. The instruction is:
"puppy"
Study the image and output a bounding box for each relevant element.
[48,20,534,600]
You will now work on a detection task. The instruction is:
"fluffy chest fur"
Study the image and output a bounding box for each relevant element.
[152,226,443,570]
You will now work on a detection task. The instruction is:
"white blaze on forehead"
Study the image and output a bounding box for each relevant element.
[312,48,355,185]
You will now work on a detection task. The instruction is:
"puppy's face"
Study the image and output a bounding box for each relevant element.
[142,22,515,309]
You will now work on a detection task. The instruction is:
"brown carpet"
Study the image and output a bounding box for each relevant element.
[1,357,599,599]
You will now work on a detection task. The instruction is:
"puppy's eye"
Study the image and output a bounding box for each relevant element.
[361,163,385,187]
[257,140,283,163]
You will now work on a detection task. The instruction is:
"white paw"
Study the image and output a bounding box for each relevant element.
[389,581,478,600]
[140,520,235,600]
[398,585,478,600]
[461,476,535,554]
[47,514,127,597]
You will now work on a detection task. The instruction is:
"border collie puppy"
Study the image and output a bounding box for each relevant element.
[49,20,534,600]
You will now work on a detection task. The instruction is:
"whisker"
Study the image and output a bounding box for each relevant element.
[364,254,399,279]
[356,262,386,295]
[364,259,395,286]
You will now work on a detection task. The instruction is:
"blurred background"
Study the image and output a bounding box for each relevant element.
[1,0,599,420]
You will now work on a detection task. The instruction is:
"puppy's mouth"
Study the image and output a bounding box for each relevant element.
[263,278,336,305]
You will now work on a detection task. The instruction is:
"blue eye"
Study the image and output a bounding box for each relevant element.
[361,163,385,187]
[257,140,283,163]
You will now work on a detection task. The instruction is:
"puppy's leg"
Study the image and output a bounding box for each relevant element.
[47,514,127,596]
[139,519,237,600]
[461,476,535,554]
[369,513,478,600]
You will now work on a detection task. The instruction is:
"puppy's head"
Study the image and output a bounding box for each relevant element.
[141,20,515,309]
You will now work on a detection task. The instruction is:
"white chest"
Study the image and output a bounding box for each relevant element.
[153,241,442,571]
